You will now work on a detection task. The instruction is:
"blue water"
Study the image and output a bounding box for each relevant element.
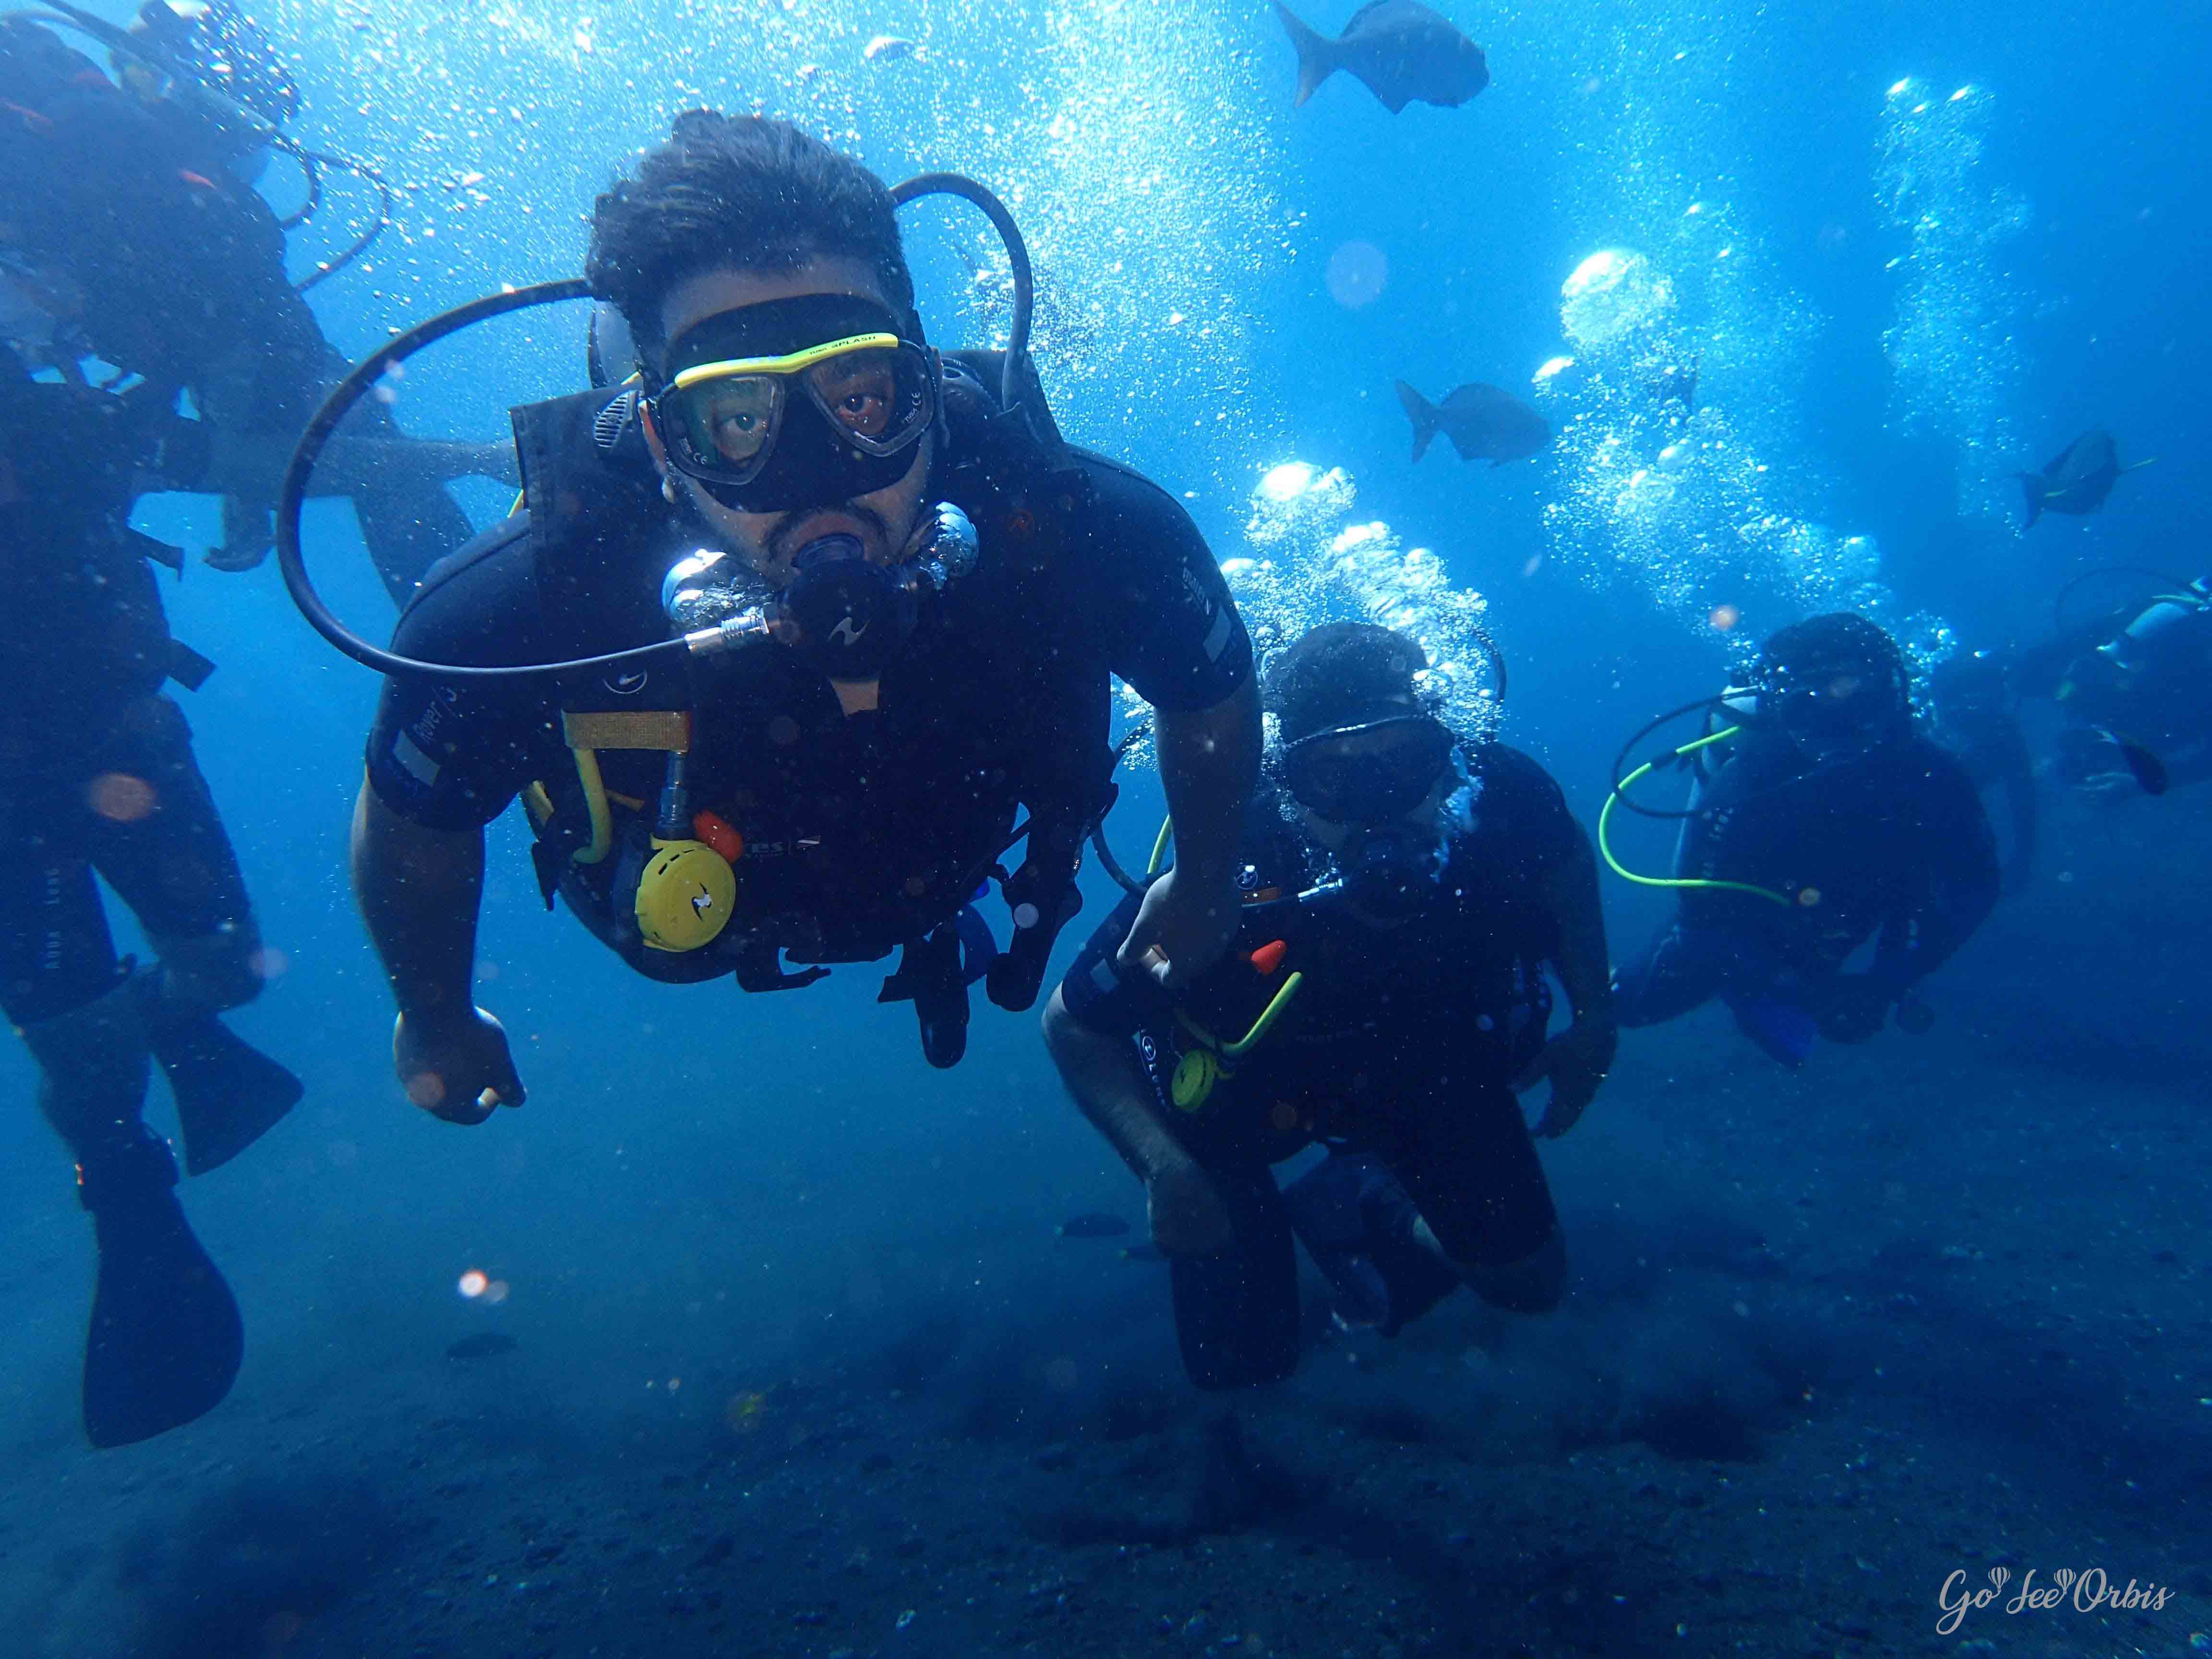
[4,1,2210,1653]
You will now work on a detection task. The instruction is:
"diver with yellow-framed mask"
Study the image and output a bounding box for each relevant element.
[341,112,1261,1116]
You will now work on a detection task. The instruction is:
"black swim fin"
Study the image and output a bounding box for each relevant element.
[150,1010,302,1177]
[879,926,970,1070]
[1169,1164,1301,1390]
[77,1126,243,1447]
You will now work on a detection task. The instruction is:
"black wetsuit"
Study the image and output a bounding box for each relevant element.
[365,373,1250,1018]
[1060,744,1576,1388]
[0,18,468,599]
[0,367,253,1026]
[2062,587,2212,792]
[1612,727,1998,1066]
[1923,659,2036,893]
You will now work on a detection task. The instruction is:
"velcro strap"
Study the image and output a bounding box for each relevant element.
[561,709,691,751]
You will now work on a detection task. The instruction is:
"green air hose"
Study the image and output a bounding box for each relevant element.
[1597,726,1796,908]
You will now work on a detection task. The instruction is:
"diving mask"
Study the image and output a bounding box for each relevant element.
[1281,715,1457,825]
[647,293,938,513]
[1287,725,1476,919]
[1759,660,1905,761]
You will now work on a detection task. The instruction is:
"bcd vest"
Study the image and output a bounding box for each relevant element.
[505,352,1113,1051]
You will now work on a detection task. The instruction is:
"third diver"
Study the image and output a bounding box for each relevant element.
[1044,623,1614,1389]
[1608,613,1999,1068]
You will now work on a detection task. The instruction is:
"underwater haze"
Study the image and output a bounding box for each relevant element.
[4,0,2211,1655]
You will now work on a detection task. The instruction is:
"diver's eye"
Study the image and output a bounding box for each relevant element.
[711,410,766,460]
[811,358,898,438]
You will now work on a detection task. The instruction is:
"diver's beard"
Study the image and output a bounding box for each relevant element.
[673,479,907,585]
[766,503,899,565]
[1315,810,1451,914]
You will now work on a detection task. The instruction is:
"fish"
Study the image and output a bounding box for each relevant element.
[1273,1,1489,115]
[1057,1213,1132,1239]
[2018,428,2155,530]
[1396,380,1550,466]
[864,35,917,62]
[445,1333,517,1361]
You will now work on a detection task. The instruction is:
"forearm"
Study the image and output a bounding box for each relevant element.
[1546,828,1615,1025]
[350,779,488,1023]
[1154,677,1262,889]
[1043,991,1195,1185]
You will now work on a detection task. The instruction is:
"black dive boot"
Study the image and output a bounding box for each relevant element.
[134,970,301,1176]
[77,1123,244,1447]
[879,925,971,1070]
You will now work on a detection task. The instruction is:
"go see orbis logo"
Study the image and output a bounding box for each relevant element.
[1937,1565,2174,1635]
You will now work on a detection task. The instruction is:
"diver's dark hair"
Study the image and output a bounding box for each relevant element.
[1265,622,1429,745]
[1758,613,1910,707]
[586,112,916,366]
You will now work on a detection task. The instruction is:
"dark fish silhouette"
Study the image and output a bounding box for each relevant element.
[1057,1213,1132,1239]
[445,1333,517,1361]
[2018,428,2154,530]
[2115,738,2170,796]
[1273,1,1489,114]
[1396,380,1550,466]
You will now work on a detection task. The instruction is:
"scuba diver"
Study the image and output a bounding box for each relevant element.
[1606,613,1999,1069]
[347,112,1259,1118]
[2044,577,2212,801]
[0,3,484,599]
[2,346,301,1448]
[1042,623,1613,1389]
[1923,649,2037,892]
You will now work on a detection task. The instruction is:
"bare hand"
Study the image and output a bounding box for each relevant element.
[1513,1018,1617,1139]
[1114,866,1240,990]
[394,1006,526,1125]
[1146,1158,1235,1256]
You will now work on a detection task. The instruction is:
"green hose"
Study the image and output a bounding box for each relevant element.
[1597,727,1796,908]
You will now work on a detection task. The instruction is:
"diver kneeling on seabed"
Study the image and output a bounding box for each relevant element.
[1603,613,1999,1068]
[282,114,1262,1115]
[1045,623,1614,1389]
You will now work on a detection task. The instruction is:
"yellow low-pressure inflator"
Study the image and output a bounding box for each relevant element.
[1170,970,1306,1110]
